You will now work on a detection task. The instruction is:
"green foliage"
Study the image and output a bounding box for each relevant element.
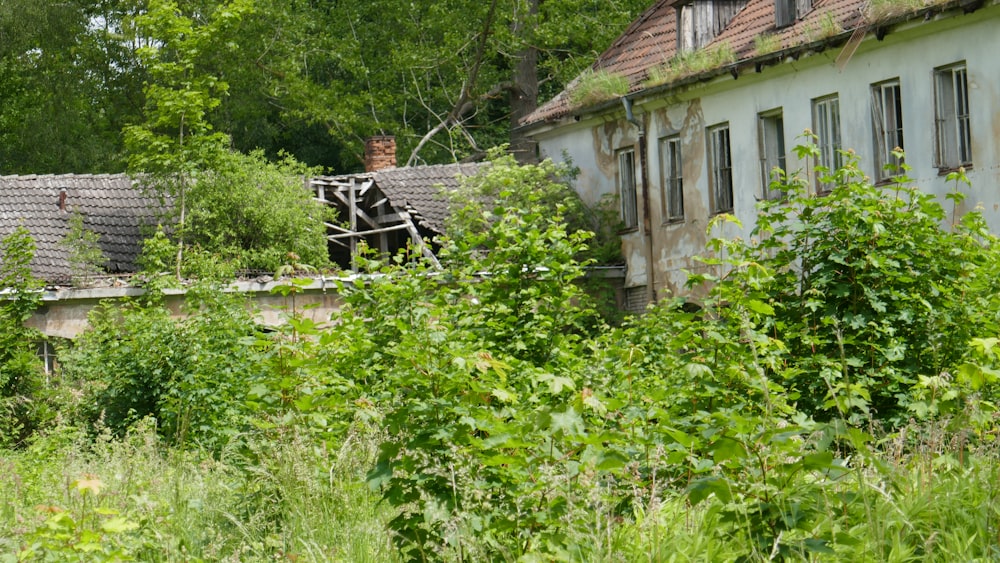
[645,42,737,87]
[568,69,630,108]
[183,150,331,272]
[694,140,1000,424]
[9,142,1000,561]
[14,474,141,562]
[445,152,622,267]
[60,213,107,287]
[0,227,45,446]
[63,284,262,451]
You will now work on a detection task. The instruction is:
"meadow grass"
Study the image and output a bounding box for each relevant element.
[2,417,998,561]
[0,420,393,562]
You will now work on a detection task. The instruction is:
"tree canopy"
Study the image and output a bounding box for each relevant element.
[0,0,649,175]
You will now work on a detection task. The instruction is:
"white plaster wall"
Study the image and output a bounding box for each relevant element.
[531,5,1000,296]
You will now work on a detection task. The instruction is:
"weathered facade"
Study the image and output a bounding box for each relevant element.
[519,0,1000,308]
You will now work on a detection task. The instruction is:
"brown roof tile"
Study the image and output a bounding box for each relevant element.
[0,174,165,283]
[373,162,490,233]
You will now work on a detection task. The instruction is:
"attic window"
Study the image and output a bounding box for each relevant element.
[776,0,813,28]
[677,0,750,52]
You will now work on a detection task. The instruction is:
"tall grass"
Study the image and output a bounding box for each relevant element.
[0,420,393,561]
[2,417,998,561]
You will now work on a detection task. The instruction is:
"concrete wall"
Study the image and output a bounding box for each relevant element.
[24,279,344,339]
[531,5,1000,300]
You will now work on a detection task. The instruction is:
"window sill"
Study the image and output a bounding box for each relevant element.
[937,164,973,176]
[662,217,685,226]
[617,226,640,235]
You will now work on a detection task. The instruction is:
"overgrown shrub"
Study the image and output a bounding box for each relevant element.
[63,284,263,451]
[699,143,1000,424]
[0,227,47,447]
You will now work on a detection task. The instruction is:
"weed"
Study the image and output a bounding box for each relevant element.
[568,69,630,108]
[754,33,783,56]
[645,42,736,87]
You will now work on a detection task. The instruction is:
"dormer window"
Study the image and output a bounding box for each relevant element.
[677,0,749,52]
[776,0,813,28]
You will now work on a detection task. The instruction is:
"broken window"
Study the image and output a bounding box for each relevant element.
[871,79,904,181]
[659,135,684,222]
[812,94,842,193]
[618,148,638,230]
[776,0,813,28]
[758,109,786,200]
[934,63,971,170]
[708,123,734,214]
[677,0,749,52]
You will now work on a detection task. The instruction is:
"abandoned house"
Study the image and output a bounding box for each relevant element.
[517,0,1000,311]
[0,138,493,340]
[312,135,489,269]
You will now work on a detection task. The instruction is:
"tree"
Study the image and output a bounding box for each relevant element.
[0,0,144,173]
[123,0,248,277]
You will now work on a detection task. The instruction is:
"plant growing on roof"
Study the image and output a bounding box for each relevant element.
[60,212,106,287]
[123,0,250,279]
[568,69,630,108]
[645,42,736,87]
[753,33,782,56]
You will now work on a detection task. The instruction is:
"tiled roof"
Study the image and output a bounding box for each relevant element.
[374,162,490,233]
[0,174,165,283]
[520,0,872,126]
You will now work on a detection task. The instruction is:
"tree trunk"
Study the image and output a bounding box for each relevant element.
[509,0,539,164]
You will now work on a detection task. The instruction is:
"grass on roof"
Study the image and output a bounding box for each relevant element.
[568,69,631,109]
[644,42,736,89]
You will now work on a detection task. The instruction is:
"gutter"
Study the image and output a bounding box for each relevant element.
[622,96,657,306]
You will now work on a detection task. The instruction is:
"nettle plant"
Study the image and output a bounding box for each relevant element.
[711,140,1000,425]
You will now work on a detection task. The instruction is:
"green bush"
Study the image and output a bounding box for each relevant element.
[694,142,1000,424]
[63,284,263,451]
[0,227,47,447]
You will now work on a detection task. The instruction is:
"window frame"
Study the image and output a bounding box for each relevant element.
[758,109,787,201]
[659,135,684,223]
[35,340,58,382]
[812,94,843,193]
[707,123,734,214]
[871,78,905,181]
[933,62,971,171]
[617,147,639,231]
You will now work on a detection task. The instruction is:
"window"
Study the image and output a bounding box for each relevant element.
[618,148,638,230]
[871,79,904,180]
[934,63,971,169]
[677,0,747,51]
[36,340,58,380]
[758,110,786,200]
[707,123,734,214]
[659,136,684,222]
[812,94,843,192]
[776,0,813,27]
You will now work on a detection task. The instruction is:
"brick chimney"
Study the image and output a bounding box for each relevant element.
[364,135,397,172]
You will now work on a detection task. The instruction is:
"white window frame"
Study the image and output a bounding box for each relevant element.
[707,123,734,214]
[758,109,786,200]
[659,135,684,222]
[871,79,904,181]
[934,63,971,170]
[618,148,638,230]
[36,340,58,381]
[812,94,843,193]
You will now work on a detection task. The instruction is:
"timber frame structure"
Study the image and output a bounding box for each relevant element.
[310,174,441,270]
